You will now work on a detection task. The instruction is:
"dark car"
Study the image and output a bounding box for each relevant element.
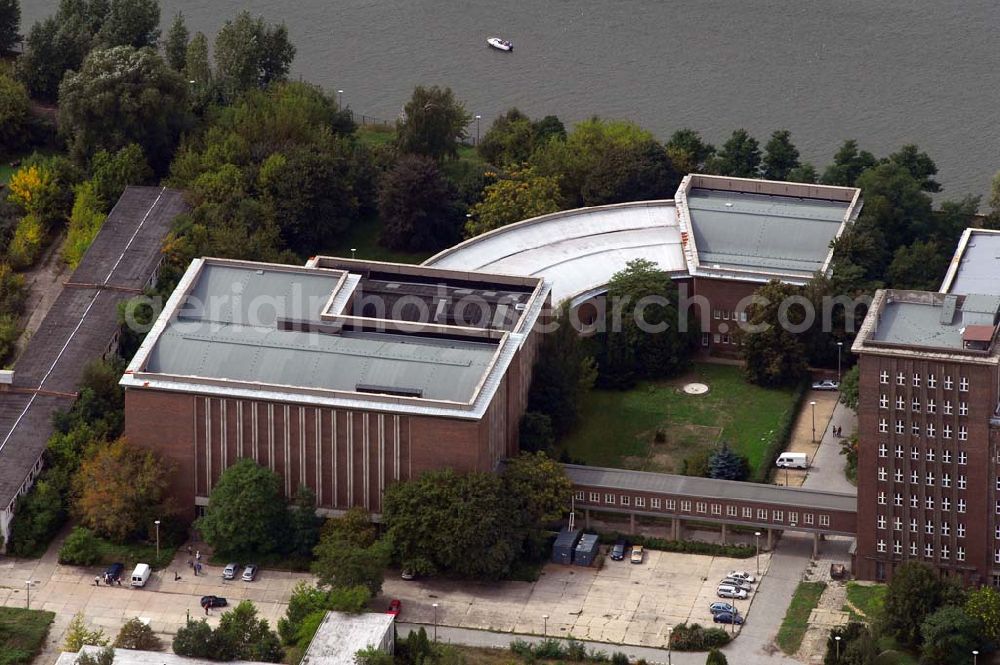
[610,540,628,561]
[104,562,125,584]
[713,611,744,625]
[201,595,228,608]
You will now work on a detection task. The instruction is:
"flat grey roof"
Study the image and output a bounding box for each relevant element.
[302,611,395,665]
[868,292,1000,351]
[941,228,1000,296]
[425,200,685,304]
[563,464,857,513]
[685,188,849,279]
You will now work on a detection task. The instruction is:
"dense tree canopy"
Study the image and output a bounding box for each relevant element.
[214,11,295,97]
[919,606,982,665]
[58,46,189,170]
[195,459,289,557]
[0,72,30,155]
[709,129,761,177]
[466,167,562,237]
[164,12,188,71]
[378,154,465,251]
[736,280,809,388]
[762,130,800,181]
[478,108,536,167]
[96,0,160,49]
[665,129,714,176]
[581,139,679,206]
[0,0,18,53]
[820,139,878,187]
[395,85,471,160]
[881,561,964,648]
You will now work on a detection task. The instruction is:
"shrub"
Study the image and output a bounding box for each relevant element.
[510,640,533,658]
[63,182,107,268]
[670,623,731,651]
[751,380,808,483]
[534,639,566,659]
[7,213,45,270]
[611,652,629,665]
[596,532,754,559]
[565,639,587,661]
[57,527,102,566]
[63,612,109,652]
[706,649,728,665]
[114,617,163,650]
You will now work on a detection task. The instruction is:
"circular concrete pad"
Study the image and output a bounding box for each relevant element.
[682,382,709,395]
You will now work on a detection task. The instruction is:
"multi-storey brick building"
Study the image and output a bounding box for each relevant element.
[853,288,1000,583]
[122,257,548,520]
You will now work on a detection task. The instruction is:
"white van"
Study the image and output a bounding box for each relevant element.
[776,452,809,469]
[131,563,151,588]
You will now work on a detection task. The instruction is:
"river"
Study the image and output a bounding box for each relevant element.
[22,0,1000,197]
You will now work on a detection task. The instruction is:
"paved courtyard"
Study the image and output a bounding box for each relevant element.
[378,549,773,648]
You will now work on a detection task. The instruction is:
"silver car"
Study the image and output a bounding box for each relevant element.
[222,562,239,580]
[721,577,753,592]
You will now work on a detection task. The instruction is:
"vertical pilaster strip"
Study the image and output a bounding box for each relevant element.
[220,399,227,469]
[252,402,259,461]
[333,411,338,507]
[236,401,244,458]
[299,407,306,488]
[316,408,322,504]
[268,404,275,471]
[363,413,370,510]
[393,415,400,482]
[347,413,354,503]
[205,398,212,491]
[284,405,291,496]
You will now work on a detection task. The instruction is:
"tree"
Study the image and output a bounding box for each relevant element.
[518,412,555,454]
[533,115,566,144]
[820,140,877,187]
[64,612,109,652]
[886,240,949,290]
[396,85,471,161]
[594,259,696,389]
[708,444,749,481]
[0,0,18,53]
[502,452,572,527]
[288,485,322,559]
[278,582,370,646]
[709,129,761,178]
[920,606,982,665]
[881,561,946,647]
[965,586,1000,645]
[478,108,535,166]
[172,619,213,658]
[581,139,679,206]
[312,537,390,595]
[72,437,174,543]
[96,0,160,49]
[115,616,164,650]
[64,182,107,269]
[378,154,466,251]
[184,31,212,106]
[16,13,91,102]
[214,601,284,662]
[526,304,597,435]
[0,72,30,155]
[355,646,394,665]
[762,130,800,181]
[736,280,809,388]
[90,143,153,210]
[467,167,562,237]
[786,163,818,183]
[195,459,289,557]
[321,507,378,549]
[838,366,859,411]
[76,647,116,665]
[824,623,876,665]
[706,649,728,665]
[214,11,295,96]
[665,129,715,176]
[58,46,189,171]
[164,12,188,71]
[58,526,102,565]
[886,144,941,193]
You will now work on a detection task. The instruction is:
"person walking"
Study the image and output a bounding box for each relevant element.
[94,576,100,586]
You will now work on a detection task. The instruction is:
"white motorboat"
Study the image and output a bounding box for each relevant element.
[487,37,513,52]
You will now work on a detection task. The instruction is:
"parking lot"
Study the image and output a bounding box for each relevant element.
[379,548,773,648]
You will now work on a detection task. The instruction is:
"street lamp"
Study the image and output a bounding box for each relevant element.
[973,650,979,665]
[542,614,549,636]
[836,341,844,384]
[432,603,439,641]
[351,248,357,260]
[810,400,817,443]
[475,114,482,145]
[667,626,672,665]
[835,635,841,660]
[154,519,161,562]
[337,89,344,107]
[24,580,35,609]
[754,531,762,575]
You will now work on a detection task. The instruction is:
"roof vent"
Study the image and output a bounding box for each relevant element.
[940,294,958,325]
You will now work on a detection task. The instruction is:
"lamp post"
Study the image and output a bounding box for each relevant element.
[835,635,841,660]
[154,519,161,562]
[836,341,844,384]
[432,603,439,641]
[973,650,979,665]
[24,580,35,609]
[337,89,344,107]
[810,400,817,443]
[351,248,357,260]
[542,614,549,636]
[667,627,672,665]
[754,531,761,575]
[475,114,482,145]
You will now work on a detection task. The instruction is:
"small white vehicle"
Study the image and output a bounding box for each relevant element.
[130,563,151,588]
[776,452,809,469]
[727,570,757,584]
[487,37,513,51]
[717,584,748,600]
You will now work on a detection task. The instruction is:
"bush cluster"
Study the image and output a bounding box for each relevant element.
[509,638,634,664]
[751,380,809,483]
[596,532,755,560]
[669,623,731,651]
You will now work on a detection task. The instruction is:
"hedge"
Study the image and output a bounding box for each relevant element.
[670,623,731,651]
[595,532,755,559]
[751,379,810,483]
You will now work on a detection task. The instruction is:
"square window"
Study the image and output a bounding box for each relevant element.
[804,513,815,524]
[589,492,600,502]
[895,444,904,458]
[879,444,888,458]
[909,518,918,531]
[926,449,935,462]
[927,423,935,438]
[652,498,661,509]
[773,510,783,522]
[958,500,966,514]
[893,517,902,531]
[926,472,935,486]
[945,401,953,415]
[727,505,737,517]
[945,376,953,390]
[911,470,919,483]
[910,542,918,556]
[912,398,921,412]
[713,333,721,344]
[943,450,952,464]
[912,422,920,436]
[819,515,830,527]
[877,515,886,529]
[958,475,967,489]
[942,497,951,511]
[910,495,919,508]
[928,374,937,388]
[894,541,902,555]
[575,491,585,500]
[713,309,721,320]
[879,419,888,433]
[696,502,707,513]
[878,492,886,505]
[943,425,952,439]
[635,496,645,508]
[925,543,933,559]
[896,395,905,410]
[789,511,798,524]
[667,499,676,510]
[711,503,721,515]
[958,547,966,562]
[621,495,630,506]
[743,506,752,518]
[959,452,968,465]
[958,523,966,538]
[878,467,887,481]
[893,493,902,506]
[896,420,905,435]
[925,496,934,510]
[942,523,950,536]
[913,373,921,387]
[605,493,615,504]
[681,500,691,511]
[960,377,969,392]
[958,426,968,441]
[959,402,968,416]
[722,310,729,320]
[758,508,767,520]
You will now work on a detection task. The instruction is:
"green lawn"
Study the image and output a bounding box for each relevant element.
[94,537,178,571]
[0,607,55,665]
[323,215,432,265]
[559,363,799,475]
[846,582,886,621]
[776,581,827,654]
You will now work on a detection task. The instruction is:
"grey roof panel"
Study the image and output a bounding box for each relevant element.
[946,231,1000,296]
[562,464,857,512]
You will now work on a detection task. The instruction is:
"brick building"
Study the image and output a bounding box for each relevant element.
[122,257,548,519]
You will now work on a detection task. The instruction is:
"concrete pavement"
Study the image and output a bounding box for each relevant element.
[801,400,857,495]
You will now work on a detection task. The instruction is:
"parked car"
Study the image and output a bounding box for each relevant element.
[222,562,239,580]
[386,599,402,617]
[400,570,415,580]
[630,545,644,564]
[709,602,736,615]
[104,562,124,584]
[717,585,748,600]
[721,577,753,592]
[610,539,628,561]
[812,380,840,391]
[241,564,258,582]
[201,595,228,608]
[726,570,757,584]
[713,611,744,625]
